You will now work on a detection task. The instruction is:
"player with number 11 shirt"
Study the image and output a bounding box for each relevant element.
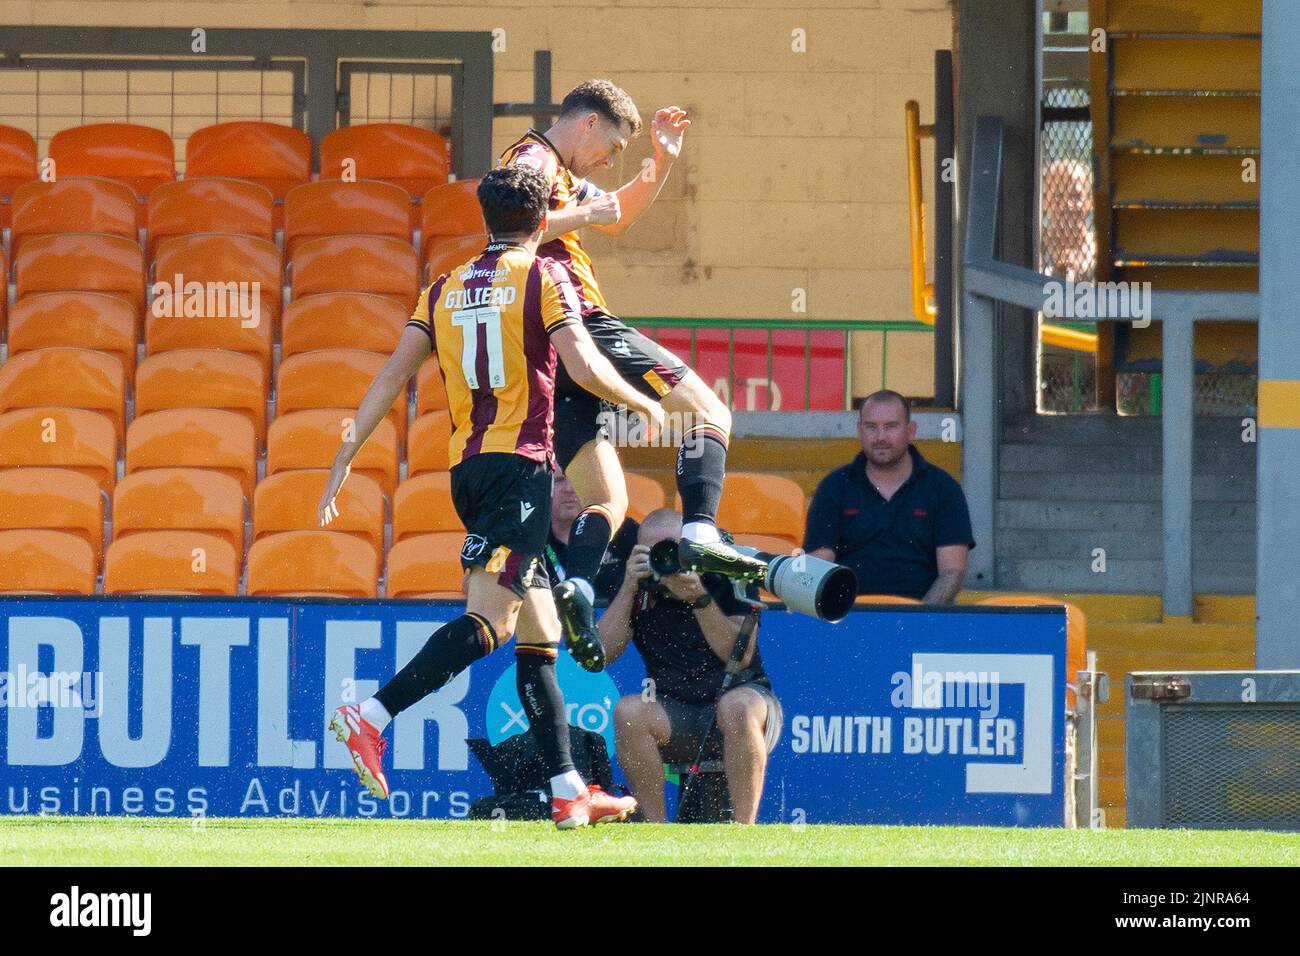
[318,165,661,828]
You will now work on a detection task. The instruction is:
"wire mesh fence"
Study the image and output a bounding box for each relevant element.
[1039,84,1098,413]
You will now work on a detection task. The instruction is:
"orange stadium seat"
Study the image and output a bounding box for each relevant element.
[135,350,267,442]
[715,473,807,546]
[386,533,467,599]
[729,532,797,556]
[126,408,257,499]
[406,411,452,477]
[0,407,117,494]
[283,179,413,259]
[48,123,175,227]
[290,235,419,311]
[153,232,282,329]
[0,529,95,594]
[0,125,38,230]
[148,235,280,380]
[281,293,408,359]
[277,349,406,445]
[425,233,489,285]
[184,121,311,229]
[624,473,667,522]
[253,469,384,554]
[7,292,138,378]
[113,468,244,553]
[320,124,449,210]
[976,595,1089,710]
[247,529,379,598]
[104,530,238,596]
[0,347,126,444]
[856,594,924,604]
[16,233,146,322]
[0,467,105,558]
[146,178,275,260]
[0,247,6,328]
[421,180,485,261]
[11,177,137,260]
[267,409,398,500]
[415,360,448,416]
[393,472,463,542]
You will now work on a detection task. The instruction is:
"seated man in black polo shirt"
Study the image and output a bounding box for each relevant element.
[544,470,638,603]
[599,508,781,824]
[804,389,975,602]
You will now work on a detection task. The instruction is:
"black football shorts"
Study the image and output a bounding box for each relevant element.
[449,453,554,596]
[553,310,688,470]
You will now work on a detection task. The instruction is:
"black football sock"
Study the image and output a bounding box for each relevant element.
[676,421,729,524]
[516,644,576,777]
[563,505,614,584]
[374,612,497,716]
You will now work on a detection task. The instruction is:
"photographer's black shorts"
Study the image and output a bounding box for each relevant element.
[659,685,784,764]
[553,310,688,470]
[450,453,553,596]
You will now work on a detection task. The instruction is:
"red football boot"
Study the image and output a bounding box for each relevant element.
[552,785,637,830]
[329,704,390,799]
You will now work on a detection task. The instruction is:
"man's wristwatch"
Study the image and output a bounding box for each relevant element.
[689,591,713,611]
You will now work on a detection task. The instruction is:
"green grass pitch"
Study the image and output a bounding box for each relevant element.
[2,817,1298,866]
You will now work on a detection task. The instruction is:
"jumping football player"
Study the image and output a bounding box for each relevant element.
[319,166,661,828]
[500,80,739,673]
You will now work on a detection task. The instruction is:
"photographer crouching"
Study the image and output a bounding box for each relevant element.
[598,508,782,824]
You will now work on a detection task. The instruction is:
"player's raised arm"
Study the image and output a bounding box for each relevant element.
[591,106,689,237]
[318,324,431,525]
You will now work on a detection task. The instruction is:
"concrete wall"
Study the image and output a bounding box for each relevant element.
[0,0,954,399]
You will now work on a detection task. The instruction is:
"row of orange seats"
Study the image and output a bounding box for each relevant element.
[0,351,449,463]
[1,197,488,332]
[3,176,486,283]
[0,465,672,598]
[3,289,431,387]
[0,467,458,597]
[0,465,814,597]
[14,285,412,371]
[0,121,453,231]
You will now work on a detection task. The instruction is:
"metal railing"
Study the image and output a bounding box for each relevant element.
[628,317,934,411]
[962,115,1259,615]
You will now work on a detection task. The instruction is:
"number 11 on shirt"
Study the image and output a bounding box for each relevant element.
[452,306,507,389]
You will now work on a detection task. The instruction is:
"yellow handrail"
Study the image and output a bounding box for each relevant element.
[905,100,936,326]
[904,100,1095,353]
[1042,324,1097,352]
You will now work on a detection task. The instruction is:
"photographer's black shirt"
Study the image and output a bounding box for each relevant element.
[630,575,770,706]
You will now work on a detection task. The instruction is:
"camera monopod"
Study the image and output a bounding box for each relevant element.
[677,597,765,822]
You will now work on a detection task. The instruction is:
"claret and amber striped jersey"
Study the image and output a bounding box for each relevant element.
[498,129,608,314]
[407,240,583,467]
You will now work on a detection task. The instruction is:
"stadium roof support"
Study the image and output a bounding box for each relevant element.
[953,0,1041,591]
[1254,1,1300,668]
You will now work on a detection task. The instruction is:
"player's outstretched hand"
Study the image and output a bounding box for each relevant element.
[652,107,690,161]
[318,461,351,527]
